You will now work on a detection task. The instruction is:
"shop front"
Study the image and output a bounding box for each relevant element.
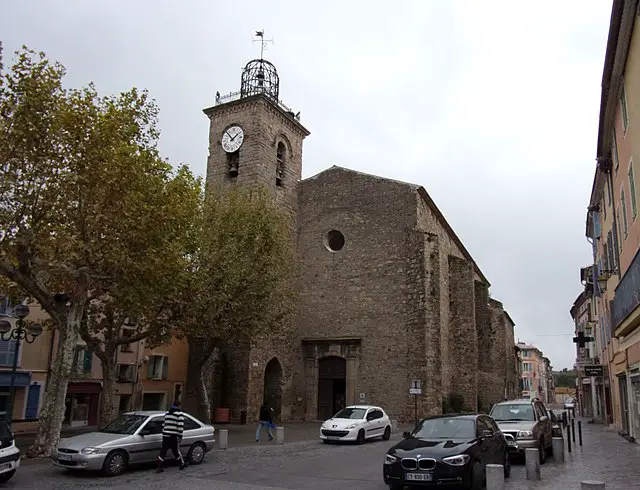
[64,382,101,427]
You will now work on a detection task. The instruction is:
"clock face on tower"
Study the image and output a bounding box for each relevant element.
[221,125,244,153]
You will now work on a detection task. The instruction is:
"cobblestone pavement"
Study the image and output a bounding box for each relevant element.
[7,419,639,489]
[505,418,640,490]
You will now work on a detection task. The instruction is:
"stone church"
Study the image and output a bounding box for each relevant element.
[201,55,519,424]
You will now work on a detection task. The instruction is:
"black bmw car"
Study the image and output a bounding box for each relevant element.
[383,413,510,489]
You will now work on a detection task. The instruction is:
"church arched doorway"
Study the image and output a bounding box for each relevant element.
[263,357,283,420]
[317,356,346,420]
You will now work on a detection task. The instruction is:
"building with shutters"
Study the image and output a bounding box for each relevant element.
[583,0,640,440]
[0,294,188,431]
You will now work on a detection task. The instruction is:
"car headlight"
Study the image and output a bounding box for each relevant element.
[517,430,533,439]
[80,447,101,455]
[442,454,470,466]
[384,454,397,465]
[346,423,359,429]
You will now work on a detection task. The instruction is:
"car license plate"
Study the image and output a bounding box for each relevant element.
[0,463,11,471]
[507,440,517,447]
[327,436,339,440]
[406,472,432,481]
[58,454,72,461]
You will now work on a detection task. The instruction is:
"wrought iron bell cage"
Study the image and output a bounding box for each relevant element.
[240,59,280,101]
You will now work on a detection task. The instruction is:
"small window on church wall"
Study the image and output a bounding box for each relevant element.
[324,230,345,252]
[276,142,285,187]
[227,151,239,178]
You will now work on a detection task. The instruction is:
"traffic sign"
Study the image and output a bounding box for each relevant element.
[409,388,422,395]
[584,365,604,377]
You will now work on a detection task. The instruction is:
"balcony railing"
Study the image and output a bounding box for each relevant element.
[611,248,640,331]
[214,90,297,118]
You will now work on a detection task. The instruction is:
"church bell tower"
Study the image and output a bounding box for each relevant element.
[203,31,310,217]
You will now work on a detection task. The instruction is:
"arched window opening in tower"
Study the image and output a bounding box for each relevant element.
[227,151,239,178]
[276,142,285,187]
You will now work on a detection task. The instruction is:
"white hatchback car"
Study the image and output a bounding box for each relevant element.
[320,405,392,443]
[0,421,20,483]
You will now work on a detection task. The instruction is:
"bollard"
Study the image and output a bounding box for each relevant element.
[571,419,576,443]
[581,481,605,489]
[578,420,583,446]
[391,419,398,432]
[552,437,565,463]
[485,464,505,490]
[275,426,285,445]
[218,429,228,449]
[567,423,572,453]
[562,411,567,428]
[525,448,541,480]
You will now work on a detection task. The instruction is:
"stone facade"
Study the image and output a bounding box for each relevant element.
[200,64,519,423]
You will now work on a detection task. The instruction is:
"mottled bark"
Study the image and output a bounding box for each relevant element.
[97,350,117,425]
[26,308,82,458]
[185,338,214,422]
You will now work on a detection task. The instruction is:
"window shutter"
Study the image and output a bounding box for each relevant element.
[83,349,93,373]
[147,358,154,378]
[162,357,169,380]
[25,384,41,419]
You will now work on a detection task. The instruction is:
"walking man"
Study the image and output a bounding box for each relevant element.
[156,400,186,472]
[256,402,274,442]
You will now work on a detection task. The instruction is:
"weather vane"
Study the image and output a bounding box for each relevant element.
[253,30,274,59]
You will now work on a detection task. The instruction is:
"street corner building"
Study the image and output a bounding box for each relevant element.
[197,53,519,424]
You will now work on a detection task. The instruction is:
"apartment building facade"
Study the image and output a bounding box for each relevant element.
[585,0,640,440]
[516,342,549,401]
[570,289,602,420]
[0,295,189,432]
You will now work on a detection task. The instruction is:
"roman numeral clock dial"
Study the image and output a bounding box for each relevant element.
[221,125,244,153]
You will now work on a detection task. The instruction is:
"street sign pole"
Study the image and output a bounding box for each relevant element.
[410,380,422,424]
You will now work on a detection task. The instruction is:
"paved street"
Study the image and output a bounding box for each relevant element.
[6,418,640,489]
[505,418,640,489]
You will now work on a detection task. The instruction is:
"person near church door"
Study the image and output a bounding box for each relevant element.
[256,402,275,442]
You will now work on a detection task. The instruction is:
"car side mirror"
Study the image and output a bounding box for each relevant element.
[139,429,151,436]
[539,416,548,422]
[481,430,493,439]
[402,431,411,439]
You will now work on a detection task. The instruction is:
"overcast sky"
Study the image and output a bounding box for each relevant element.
[2,0,613,370]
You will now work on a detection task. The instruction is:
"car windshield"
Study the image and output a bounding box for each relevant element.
[334,408,366,419]
[490,404,535,421]
[100,414,148,435]
[411,418,475,439]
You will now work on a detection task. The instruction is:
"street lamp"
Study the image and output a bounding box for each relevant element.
[0,304,43,426]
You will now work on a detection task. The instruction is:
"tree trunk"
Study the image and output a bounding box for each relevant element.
[98,351,118,425]
[26,310,82,458]
[185,338,214,422]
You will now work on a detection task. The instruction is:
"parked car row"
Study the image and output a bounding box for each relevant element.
[316,399,559,490]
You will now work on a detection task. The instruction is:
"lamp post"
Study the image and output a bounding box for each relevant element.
[0,304,43,426]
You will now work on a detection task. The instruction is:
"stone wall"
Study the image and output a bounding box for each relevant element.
[503,312,517,399]
[295,167,422,421]
[447,255,478,411]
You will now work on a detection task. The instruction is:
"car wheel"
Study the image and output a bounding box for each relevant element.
[322,439,330,444]
[356,429,365,444]
[102,450,128,477]
[469,461,483,490]
[503,451,511,479]
[538,439,546,465]
[382,426,391,441]
[188,442,206,465]
[0,470,15,483]
[388,484,403,490]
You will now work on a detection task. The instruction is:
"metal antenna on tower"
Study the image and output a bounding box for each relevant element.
[253,30,274,60]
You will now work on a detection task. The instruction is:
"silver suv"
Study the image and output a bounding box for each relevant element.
[489,399,553,463]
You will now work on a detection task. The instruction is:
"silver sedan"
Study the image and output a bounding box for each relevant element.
[51,411,215,476]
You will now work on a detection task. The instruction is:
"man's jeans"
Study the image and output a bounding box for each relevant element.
[256,421,274,441]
